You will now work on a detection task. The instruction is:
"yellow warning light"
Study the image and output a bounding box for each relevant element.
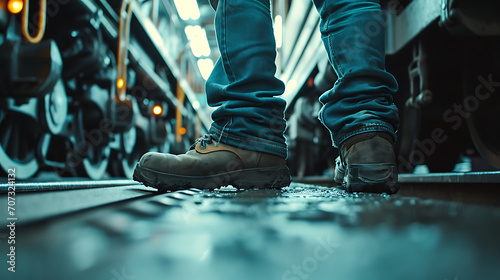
[152,105,163,116]
[178,127,187,135]
[117,78,125,89]
[8,0,23,14]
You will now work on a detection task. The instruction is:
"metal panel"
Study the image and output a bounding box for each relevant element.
[282,0,313,65]
[0,183,155,224]
[282,29,325,108]
[385,0,442,54]
[399,171,500,183]
[281,8,320,83]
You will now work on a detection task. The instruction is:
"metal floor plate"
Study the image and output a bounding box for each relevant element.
[1,183,499,280]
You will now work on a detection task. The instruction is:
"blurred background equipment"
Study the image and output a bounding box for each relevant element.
[0,0,218,179]
[1,1,500,279]
[0,0,499,180]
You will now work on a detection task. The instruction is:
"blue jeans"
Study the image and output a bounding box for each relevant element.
[206,0,399,158]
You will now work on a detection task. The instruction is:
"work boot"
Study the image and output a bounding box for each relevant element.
[334,132,399,194]
[133,134,291,191]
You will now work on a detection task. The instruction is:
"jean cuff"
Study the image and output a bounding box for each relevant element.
[209,124,288,158]
[335,123,397,148]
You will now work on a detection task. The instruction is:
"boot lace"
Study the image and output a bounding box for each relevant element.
[190,134,220,150]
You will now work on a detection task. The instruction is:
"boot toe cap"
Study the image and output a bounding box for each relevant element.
[139,152,161,168]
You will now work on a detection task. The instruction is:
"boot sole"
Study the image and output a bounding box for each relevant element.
[344,163,399,194]
[133,164,292,191]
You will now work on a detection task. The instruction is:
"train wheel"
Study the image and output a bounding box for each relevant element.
[40,80,68,135]
[69,106,110,179]
[462,43,500,168]
[0,111,41,179]
[464,71,500,168]
[109,127,144,178]
[157,121,175,153]
[69,144,111,180]
[466,96,500,168]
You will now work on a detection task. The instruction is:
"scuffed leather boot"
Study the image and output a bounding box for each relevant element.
[133,134,291,191]
[334,132,399,194]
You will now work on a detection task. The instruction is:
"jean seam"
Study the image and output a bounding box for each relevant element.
[220,0,236,82]
[329,34,344,77]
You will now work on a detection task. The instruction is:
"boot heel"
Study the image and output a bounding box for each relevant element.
[344,163,399,194]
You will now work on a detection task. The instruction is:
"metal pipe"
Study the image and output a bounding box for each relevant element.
[116,0,134,100]
[22,0,47,43]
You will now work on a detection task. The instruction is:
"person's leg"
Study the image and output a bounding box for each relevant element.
[133,0,291,190]
[313,0,399,145]
[312,0,400,193]
[206,0,287,158]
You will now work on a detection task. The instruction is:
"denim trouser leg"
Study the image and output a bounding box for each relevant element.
[206,0,288,158]
[312,0,400,147]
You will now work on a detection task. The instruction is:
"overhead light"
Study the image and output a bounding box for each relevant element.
[178,127,187,135]
[274,15,283,48]
[152,105,163,116]
[284,79,297,96]
[184,25,199,41]
[192,101,200,110]
[173,0,200,20]
[117,78,125,89]
[197,58,214,80]
[185,25,211,58]
[7,0,23,14]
